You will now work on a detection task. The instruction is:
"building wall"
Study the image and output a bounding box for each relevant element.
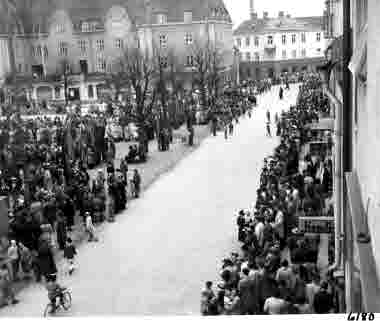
[235,30,326,62]
[355,0,380,279]
[0,38,11,83]
[10,10,233,79]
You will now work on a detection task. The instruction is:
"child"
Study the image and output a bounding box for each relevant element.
[45,274,64,313]
[63,238,77,275]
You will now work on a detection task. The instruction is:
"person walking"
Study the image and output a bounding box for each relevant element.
[85,212,97,242]
[132,169,141,198]
[266,121,272,137]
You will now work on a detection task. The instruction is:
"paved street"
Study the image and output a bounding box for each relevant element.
[0,84,299,316]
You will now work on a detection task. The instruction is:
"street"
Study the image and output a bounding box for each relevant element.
[0,84,299,316]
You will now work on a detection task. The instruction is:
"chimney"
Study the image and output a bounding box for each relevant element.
[249,0,256,20]
[278,11,284,18]
[263,11,268,19]
[251,12,258,21]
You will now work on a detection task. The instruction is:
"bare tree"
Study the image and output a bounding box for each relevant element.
[118,47,156,124]
[190,39,224,110]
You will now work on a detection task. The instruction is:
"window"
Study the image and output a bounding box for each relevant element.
[36,45,42,57]
[245,37,250,47]
[157,13,167,24]
[55,86,61,99]
[301,33,306,43]
[254,52,259,61]
[78,40,87,54]
[184,11,192,23]
[25,64,28,73]
[96,57,106,72]
[236,38,242,47]
[96,39,104,51]
[254,36,259,46]
[18,64,22,73]
[31,45,35,57]
[267,35,273,45]
[160,56,168,68]
[88,85,94,98]
[245,52,251,61]
[82,22,89,32]
[301,48,306,57]
[282,35,286,45]
[43,45,48,58]
[58,42,68,56]
[291,34,296,43]
[56,23,65,33]
[186,55,194,67]
[282,50,286,59]
[159,34,167,48]
[185,33,193,45]
[292,50,296,58]
[316,32,321,42]
[115,38,123,49]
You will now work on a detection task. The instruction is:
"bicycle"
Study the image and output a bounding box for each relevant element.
[43,288,72,317]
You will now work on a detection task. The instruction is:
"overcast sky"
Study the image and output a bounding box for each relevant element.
[224,0,325,27]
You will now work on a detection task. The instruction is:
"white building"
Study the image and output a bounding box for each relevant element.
[233,2,327,80]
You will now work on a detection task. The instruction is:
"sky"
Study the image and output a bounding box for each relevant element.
[223,0,325,27]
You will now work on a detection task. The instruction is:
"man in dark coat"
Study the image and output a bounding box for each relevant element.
[37,240,57,280]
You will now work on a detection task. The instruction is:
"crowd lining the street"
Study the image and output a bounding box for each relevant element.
[0,111,146,306]
[201,75,340,315]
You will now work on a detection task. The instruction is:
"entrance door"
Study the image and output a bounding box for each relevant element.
[32,65,44,78]
[80,60,88,74]
[68,87,80,101]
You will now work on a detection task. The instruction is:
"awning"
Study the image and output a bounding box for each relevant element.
[305,118,334,130]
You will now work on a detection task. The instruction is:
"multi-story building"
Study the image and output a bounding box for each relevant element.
[233,2,326,80]
[0,0,233,103]
[322,0,380,313]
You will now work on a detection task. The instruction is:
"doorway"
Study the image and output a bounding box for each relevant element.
[80,60,88,74]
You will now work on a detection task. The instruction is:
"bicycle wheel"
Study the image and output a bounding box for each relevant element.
[61,291,72,310]
[43,303,55,317]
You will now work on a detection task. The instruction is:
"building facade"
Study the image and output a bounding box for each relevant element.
[323,0,380,313]
[233,3,326,80]
[0,0,233,103]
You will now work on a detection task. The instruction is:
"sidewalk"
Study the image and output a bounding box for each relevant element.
[9,124,210,298]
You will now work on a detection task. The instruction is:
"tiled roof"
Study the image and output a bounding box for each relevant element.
[234,16,323,36]
[0,0,231,35]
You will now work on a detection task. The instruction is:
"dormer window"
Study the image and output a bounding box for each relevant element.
[184,11,192,23]
[157,13,167,24]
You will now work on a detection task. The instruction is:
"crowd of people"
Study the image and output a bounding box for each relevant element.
[201,75,339,315]
[0,111,144,306]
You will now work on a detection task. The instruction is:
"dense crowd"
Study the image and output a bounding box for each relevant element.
[201,75,339,315]
[0,112,144,306]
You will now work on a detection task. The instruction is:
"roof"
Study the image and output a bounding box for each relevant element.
[0,0,231,35]
[234,16,323,36]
